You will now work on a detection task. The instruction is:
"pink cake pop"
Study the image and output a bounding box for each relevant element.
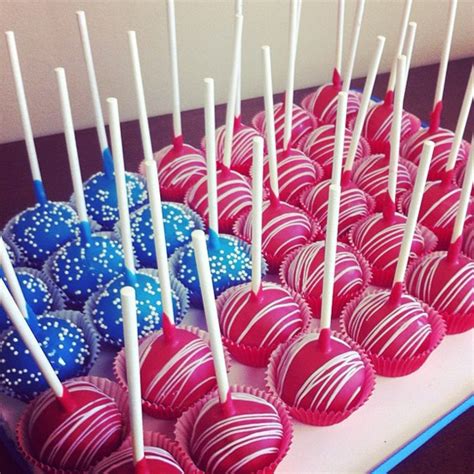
[406,142,474,334]
[300,0,364,126]
[462,222,474,258]
[185,14,252,232]
[362,1,421,153]
[175,230,292,473]
[401,2,470,181]
[0,283,127,472]
[144,0,206,201]
[267,185,375,425]
[234,45,318,273]
[342,139,446,376]
[350,57,437,287]
[217,135,311,367]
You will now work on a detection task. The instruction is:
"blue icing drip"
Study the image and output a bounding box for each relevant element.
[9,202,80,268]
[92,271,182,346]
[102,147,114,178]
[125,268,137,286]
[0,315,90,401]
[33,180,47,205]
[50,234,124,307]
[83,171,147,230]
[0,269,53,331]
[79,220,92,243]
[130,202,202,268]
[175,234,252,308]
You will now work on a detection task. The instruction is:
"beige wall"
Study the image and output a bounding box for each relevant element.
[0,0,472,144]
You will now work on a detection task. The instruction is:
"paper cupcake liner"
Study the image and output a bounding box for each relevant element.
[16,376,130,474]
[215,284,313,367]
[339,287,447,377]
[279,242,372,319]
[0,309,101,401]
[1,233,20,266]
[42,231,120,311]
[348,220,438,288]
[265,330,376,426]
[233,207,321,274]
[115,431,201,474]
[113,325,232,419]
[175,384,293,474]
[84,268,190,348]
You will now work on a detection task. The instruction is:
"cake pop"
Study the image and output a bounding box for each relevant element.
[3,31,80,268]
[115,114,224,419]
[267,185,375,425]
[172,78,254,308]
[342,140,446,375]
[218,135,310,367]
[2,236,18,266]
[234,45,318,273]
[362,2,420,153]
[300,37,385,238]
[301,0,365,126]
[175,229,292,473]
[77,11,147,230]
[143,0,206,201]
[401,2,469,181]
[462,222,474,258]
[89,98,187,347]
[46,68,124,308]
[406,142,474,334]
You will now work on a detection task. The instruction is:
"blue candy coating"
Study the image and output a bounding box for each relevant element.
[0,269,54,331]
[173,234,252,308]
[82,171,147,230]
[0,315,90,400]
[129,202,202,268]
[92,271,182,346]
[3,239,17,266]
[50,235,124,307]
[8,202,80,268]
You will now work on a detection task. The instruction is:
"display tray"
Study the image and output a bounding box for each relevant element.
[0,302,472,473]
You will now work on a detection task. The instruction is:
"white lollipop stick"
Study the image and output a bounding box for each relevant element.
[251,137,264,295]
[55,68,89,229]
[446,67,474,173]
[283,0,301,151]
[387,55,407,206]
[392,141,434,287]
[341,0,366,94]
[331,92,348,186]
[344,36,385,176]
[262,45,279,199]
[451,139,474,245]
[5,31,44,201]
[386,0,413,93]
[144,161,174,325]
[204,78,219,239]
[128,31,154,163]
[0,280,63,398]
[433,0,458,107]
[108,98,137,280]
[235,0,243,120]
[76,12,108,155]
[320,185,341,330]
[0,238,28,318]
[121,286,145,465]
[166,0,182,140]
[192,230,229,404]
[335,0,345,75]
[403,22,417,84]
[222,14,244,169]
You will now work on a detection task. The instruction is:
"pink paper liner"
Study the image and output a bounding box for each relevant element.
[174,385,293,474]
[113,325,232,420]
[265,330,376,426]
[405,253,474,335]
[95,431,200,474]
[233,207,322,274]
[348,219,438,288]
[339,287,447,377]
[16,376,130,474]
[215,283,313,367]
[279,241,373,319]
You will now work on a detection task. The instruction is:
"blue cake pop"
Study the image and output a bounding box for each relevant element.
[129,202,203,268]
[2,237,18,266]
